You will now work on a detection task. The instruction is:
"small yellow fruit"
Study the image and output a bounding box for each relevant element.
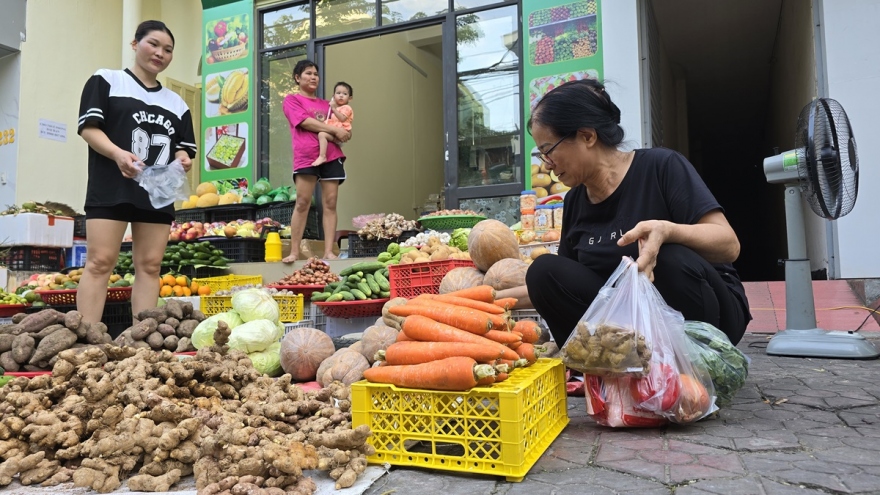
[195,182,218,196]
[534,187,549,198]
[196,193,220,207]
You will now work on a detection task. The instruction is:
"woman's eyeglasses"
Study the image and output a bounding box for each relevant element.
[531,133,572,165]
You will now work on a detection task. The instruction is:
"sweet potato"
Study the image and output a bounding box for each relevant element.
[12,334,36,364]
[180,301,193,318]
[85,325,106,345]
[63,311,83,331]
[29,328,76,365]
[137,307,168,322]
[11,313,27,324]
[18,310,64,333]
[164,299,184,320]
[0,323,19,335]
[33,324,64,341]
[164,335,180,351]
[176,320,198,338]
[175,337,193,353]
[157,324,176,337]
[190,310,206,322]
[130,318,158,340]
[146,331,165,350]
[0,334,16,353]
[0,350,19,371]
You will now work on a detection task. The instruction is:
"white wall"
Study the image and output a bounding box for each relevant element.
[0,54,21,209]
[822,0,880,278]
[602,1,644,150]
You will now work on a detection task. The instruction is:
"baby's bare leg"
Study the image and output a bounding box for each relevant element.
[312,132,330,166]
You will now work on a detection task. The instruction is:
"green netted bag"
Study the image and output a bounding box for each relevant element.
[684,321,750,407]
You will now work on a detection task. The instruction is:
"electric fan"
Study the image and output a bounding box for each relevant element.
[763,97,876,358]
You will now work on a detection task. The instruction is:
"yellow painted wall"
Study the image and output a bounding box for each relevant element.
[16,0,202,210]
[324,27,445,229]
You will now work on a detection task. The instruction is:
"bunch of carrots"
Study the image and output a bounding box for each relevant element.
[362,285,549,391]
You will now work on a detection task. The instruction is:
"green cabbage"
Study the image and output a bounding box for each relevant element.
[191,311,244,349]
[252,178,272,196]
[232,289,280,323]
[450,228,471,251]
[248,342,283,376]
[228,319,281,353]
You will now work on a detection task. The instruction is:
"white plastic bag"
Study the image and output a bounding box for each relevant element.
[134,159,191,209]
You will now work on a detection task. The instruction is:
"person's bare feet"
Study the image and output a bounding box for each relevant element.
[282,253,298,263]
[311,155,327,167]
[323,252,338,260]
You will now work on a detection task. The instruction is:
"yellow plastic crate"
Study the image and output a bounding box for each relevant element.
[192,274,263,293]
[200,293,304,323]
[351,358,568,482]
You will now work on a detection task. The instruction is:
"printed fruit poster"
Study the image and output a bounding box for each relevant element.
[523,0,603,201]
[201,0,253,183]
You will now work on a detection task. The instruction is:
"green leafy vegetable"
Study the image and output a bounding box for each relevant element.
[248,342,283,376]
[450,228,471,251]
[684,320,750,407]
[192,311,244,349]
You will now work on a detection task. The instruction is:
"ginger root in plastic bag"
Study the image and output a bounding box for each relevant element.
[134,159,191,209]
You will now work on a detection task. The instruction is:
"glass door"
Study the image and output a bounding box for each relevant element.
[259,45,309,184]
[445,4,523,214]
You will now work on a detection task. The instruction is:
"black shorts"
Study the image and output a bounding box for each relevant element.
[293,158,346,185]
[85,203,174,225]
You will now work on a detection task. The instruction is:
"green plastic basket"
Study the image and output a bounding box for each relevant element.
[417,214,486,230]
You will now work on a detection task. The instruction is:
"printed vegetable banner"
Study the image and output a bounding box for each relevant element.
[522,0,603,201]
[201,0,254,182]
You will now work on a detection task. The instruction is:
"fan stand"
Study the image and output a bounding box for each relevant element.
[766,185,879,358]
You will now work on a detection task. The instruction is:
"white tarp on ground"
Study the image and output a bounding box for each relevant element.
[0,465,389,495]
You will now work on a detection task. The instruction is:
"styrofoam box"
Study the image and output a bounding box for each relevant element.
[0,213,74,248]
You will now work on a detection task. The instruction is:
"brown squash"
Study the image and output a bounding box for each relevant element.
[359,325,399,363]
[316,348,370,386]
[280,327,336,381]
[467,219,521,272]
[439,267,485,294]
[482,258,530,291]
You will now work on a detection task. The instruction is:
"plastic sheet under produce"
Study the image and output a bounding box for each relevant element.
[134,159,191,209]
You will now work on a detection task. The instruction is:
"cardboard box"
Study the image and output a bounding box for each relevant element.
[0,213,74,248]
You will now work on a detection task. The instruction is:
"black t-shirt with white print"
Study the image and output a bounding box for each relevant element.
[78,69,197,214]
[558,147,750,318]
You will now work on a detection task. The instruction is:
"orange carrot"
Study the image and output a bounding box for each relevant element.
[362,356,495,391]
[410,297,508,329]
[390,303,492,335]
[401,315,520,360]
[494,297,518,310]
[498,358,517,369]
[396,331,415,342]
[380,341,507,366]
[508,331,524,350]
[513,320,542,344]
[484,329,522,345]
[477,375,496,386]
[494,372,509,383]
[443,285,496,303]
[423,294,506,315]
[515,343,545,364]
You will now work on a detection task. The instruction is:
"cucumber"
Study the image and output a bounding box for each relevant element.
[348,261,386,274]
[311,292,330,302]
[326,293,344,302]
[340,291,355,301]
[350,288,368,300]
[357,281,372,297]
[348,274,362,283]
[331,283,347,295]
[374,271,391,291]
[339,266,354,277]
[365,273,381,294]
[380,291,391,298]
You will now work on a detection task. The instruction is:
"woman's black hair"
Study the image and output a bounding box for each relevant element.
[528,79,624,148]
[334,81,353,97]
[135,20,175,46]
[293,60,319,81]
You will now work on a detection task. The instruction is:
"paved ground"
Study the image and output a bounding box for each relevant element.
[364,333,880,495]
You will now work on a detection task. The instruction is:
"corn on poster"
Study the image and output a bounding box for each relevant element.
[522,0,603,201]
[201,0,253,181]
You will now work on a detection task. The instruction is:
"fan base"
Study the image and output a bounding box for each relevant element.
[766,329,880,359]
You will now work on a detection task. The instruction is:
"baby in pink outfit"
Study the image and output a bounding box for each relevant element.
[312,82,354,167]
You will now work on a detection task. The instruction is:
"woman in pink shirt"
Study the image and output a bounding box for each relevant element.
[282,60,351,262]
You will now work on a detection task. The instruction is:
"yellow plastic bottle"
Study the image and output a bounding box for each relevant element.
[264,226,282,262]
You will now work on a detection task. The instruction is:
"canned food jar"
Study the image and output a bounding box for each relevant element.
[520,190,537,211]
[521,209,535,231]
[552,204,564,229]
[535,205,553,231]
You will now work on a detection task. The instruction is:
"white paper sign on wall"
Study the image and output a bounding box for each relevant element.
[38,119,66,142]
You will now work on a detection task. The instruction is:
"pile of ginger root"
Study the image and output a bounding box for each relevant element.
[0,321,375,494]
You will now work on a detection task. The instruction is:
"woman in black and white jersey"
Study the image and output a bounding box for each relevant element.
[77,20,196,327]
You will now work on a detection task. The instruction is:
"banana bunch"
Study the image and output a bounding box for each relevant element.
[220,70,248,113]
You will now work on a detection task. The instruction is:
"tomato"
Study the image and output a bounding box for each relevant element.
[629,363,681,412]
[674,374,711,423]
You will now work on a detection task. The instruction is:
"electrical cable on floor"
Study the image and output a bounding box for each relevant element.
[854,300,880,332]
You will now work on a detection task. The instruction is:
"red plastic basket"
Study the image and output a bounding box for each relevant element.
[39,287,133,306]
[0,304,27,317]
[314,299,389,318]
[267,284,325,299]
[388,259,476,299]
[5,371,52,378]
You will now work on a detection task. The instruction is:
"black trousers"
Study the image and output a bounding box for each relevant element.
[526,244,748,346]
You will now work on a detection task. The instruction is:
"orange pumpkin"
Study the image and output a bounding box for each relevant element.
[316,348,370,386]
[280,328,336,381]
[467,219,521,272]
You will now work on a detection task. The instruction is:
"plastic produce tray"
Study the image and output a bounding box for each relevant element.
[1,246,65,272]
[351,358,568,482]
[0,304,27,318]
[268,284,325,300]
[347,231,419,258]
[39,287,132,306]
[256,202,323,240]
[313,299,388,318]
[205,204,257,223]
[174,208,209,224]
[417,214,486,231]
[203,237,265,263]
[192,274,262,293]
[200,293,304,322]
[389,259,476,299]
[177,266,229,280]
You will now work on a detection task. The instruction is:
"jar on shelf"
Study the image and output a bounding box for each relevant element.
[520,190,537,211]
[535,205,553,231]
[552,204,564,229]
[521,209,535,231]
